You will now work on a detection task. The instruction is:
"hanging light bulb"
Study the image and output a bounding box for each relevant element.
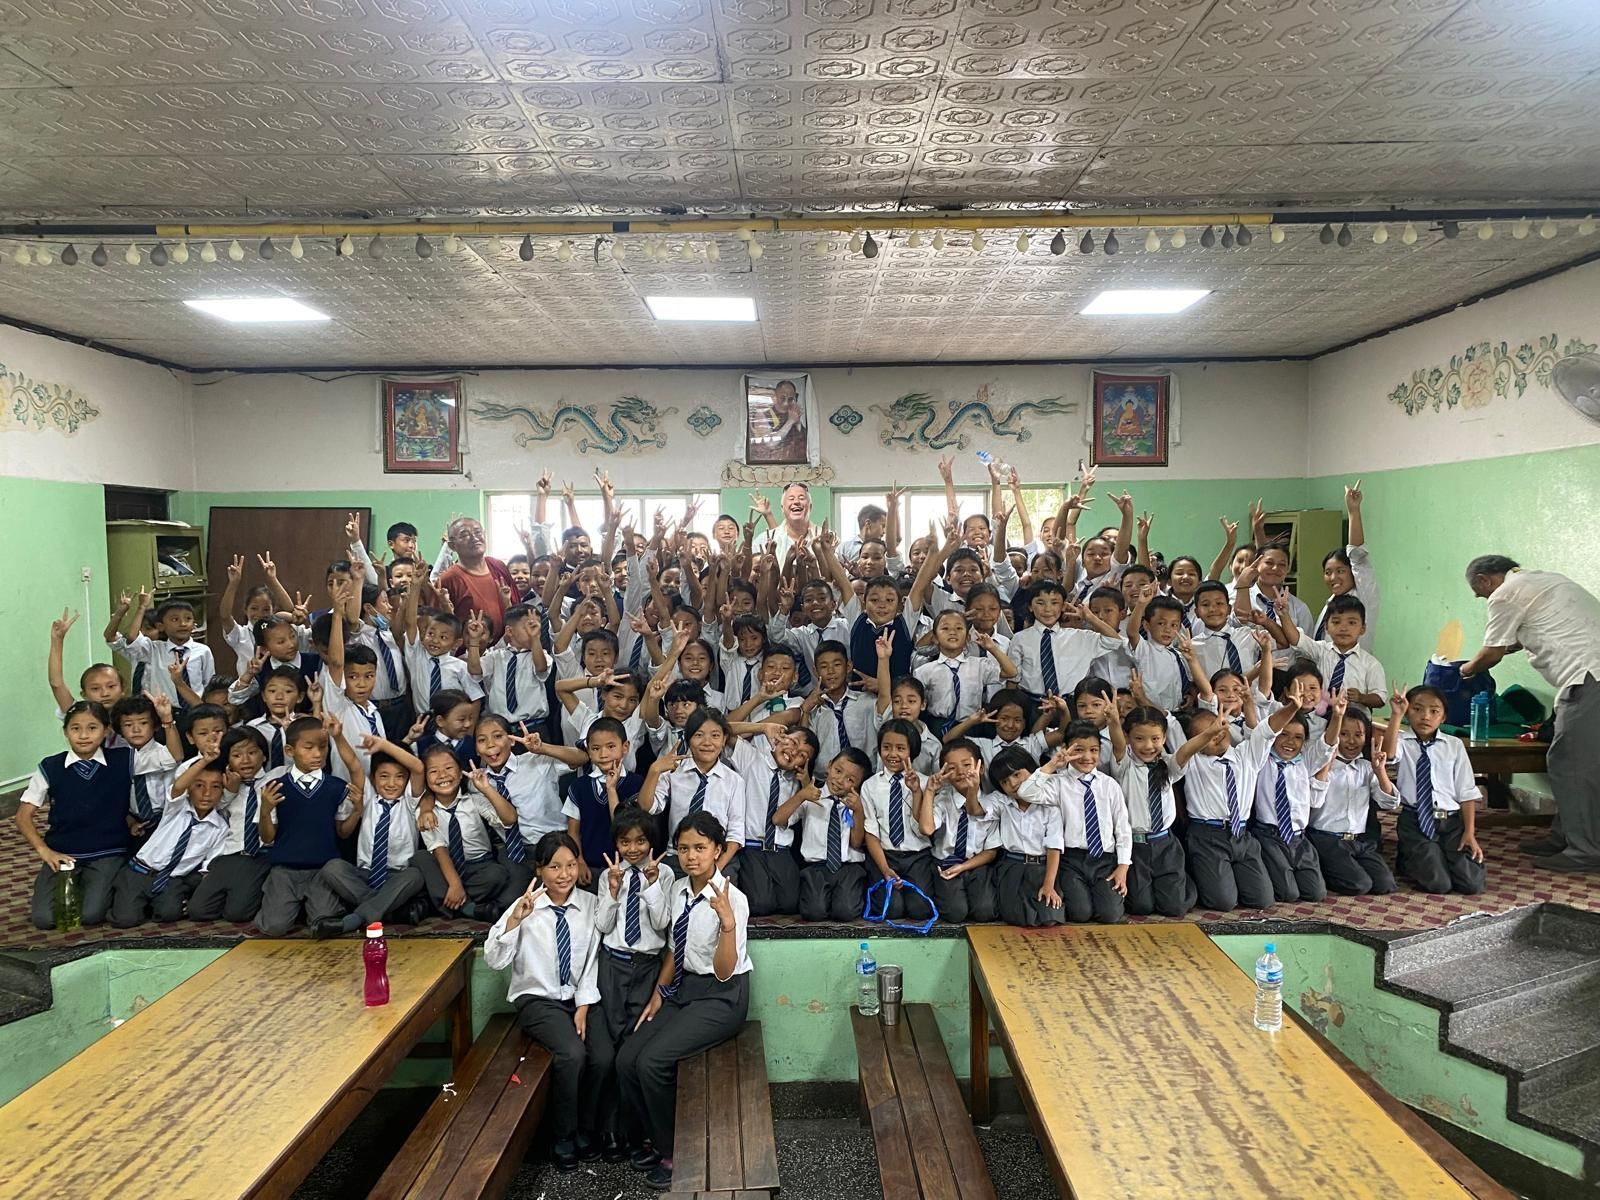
[1143,229,1160,252]
[1045,231,1063,255]
[443,233,460,254]
[734,228,754,242]
[125,243,142,265]
[863,231,879,259]
[676,241,694,261]
[747,237,763,259]
[1401,221,1418,245]
[848,231,863,253]
[1014,232,1029,253]
[227,239,244,262]
[1540,217,1558,239]
[199,240,216,263]
[60,243,78,266]
[707,240,719,261]
[11,243,31,266]
[1318,223,1334,245]
[971,230,986,252]
[367,235,385,258]
[285,234,302,260]
[92,243,110,266]
[1103,228,1119,255]
[519,234,534,261]
[1512,216,1531,240]
[35,245,53,265]
[415,234,433,258]
[611,239,626,262]
[557,239,574,262]
[337,234,354,258]
[1220,225,1234,249]
[811,239,829,258]
[1078,230,1095,254]
[908,230,924,249]
[932,231,945,251]
[258,236,275,260]
[1477,221,1494,241]
[150,242,169,266]
[171,241,189,264]
[1200,224,1216,248]
[1336,222,1352,247]
[1236,224,1253,248]
[1373,222,1390,244]
[1578,214,1596,236]
[1171,229,1187,249]
[1269,225,1285,244]
[1440,220,1459,240]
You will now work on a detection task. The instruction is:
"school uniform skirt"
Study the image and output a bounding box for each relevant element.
[994,853,1063,927]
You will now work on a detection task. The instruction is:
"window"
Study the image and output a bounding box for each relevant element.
[832,487,987,551]
[485,491,721,562]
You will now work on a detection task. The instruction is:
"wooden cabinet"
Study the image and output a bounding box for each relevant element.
[1260,508,1346,622]
[106,520,208,633]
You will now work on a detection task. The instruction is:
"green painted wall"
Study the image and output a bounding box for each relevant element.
[2,477,110,786]
[1212,933,1585,1179]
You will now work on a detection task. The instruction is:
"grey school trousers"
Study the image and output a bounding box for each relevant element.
[1544,675,1600,869]
[310,859,425,926]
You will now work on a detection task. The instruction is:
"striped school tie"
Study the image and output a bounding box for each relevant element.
[826,698,850,750]
[1040,628,1058,695]
[377,636,400,692]
[489,769,527,862]
[625,867,643,946]
[763,772,781,851]
[1146,762,1165,833]
[629,635,646,674]
[1273,762,1296,844]
[1414,741,1438,839]
[1329,652,1351,693]
[947,663,962,718]
[889,774,905,844]
[242,781,264,857]
[429,656,443,698]
[368,800,395,889]
[742,662,756,704]
[267,727,284,770]
[71,758,100,780]
[151,816,202,895]
[445,809,468,873]
[552,904,572,986]
[1168,646,1191,695]
[1313,608,1329,642]
[1082,777,1103,857]
[1223,759,1242,837]
[1221,631,1243,674]
[664,895,704,995]
[688,770,708,814]
[826,802,844,871]
[954,807,970,860]
[362,708,380,737]
[504,651,520,714]
[133,775,157,825]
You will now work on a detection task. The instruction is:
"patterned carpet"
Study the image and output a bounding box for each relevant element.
[4,816,1598,950]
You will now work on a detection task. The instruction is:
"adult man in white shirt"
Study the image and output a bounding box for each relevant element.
[766,482,818,565]
[1461,557,1600,873]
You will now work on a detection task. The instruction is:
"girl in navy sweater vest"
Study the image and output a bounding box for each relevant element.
[17,702,133,929]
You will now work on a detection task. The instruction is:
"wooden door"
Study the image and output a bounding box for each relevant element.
[202,506,373,664]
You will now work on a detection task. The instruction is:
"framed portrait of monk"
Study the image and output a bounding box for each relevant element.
[741,372,818,467]
[1092,372,1169,467]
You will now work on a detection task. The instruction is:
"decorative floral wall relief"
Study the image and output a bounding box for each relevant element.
[1386,335,1598,416]
[0,362,99,434]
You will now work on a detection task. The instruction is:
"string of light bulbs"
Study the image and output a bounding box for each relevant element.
[3,213,1596,267]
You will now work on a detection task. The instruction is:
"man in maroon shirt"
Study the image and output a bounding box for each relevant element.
[436,517,516,638]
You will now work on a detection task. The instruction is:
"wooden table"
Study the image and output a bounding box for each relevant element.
[1466,738,1549,807]
[0,938,474,1200]
[967,925,1509,1200]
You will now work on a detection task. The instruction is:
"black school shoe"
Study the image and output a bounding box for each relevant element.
[310,918,347,940]
[644,1164,673,1191]
[551,1137,578,1172]
[575,1132,599,1161]
[400,896,433,926]
[631,1146,662,1171]
[601,1133,627,1162]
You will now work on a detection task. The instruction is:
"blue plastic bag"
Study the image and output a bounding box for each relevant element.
[1421,659,1495,728]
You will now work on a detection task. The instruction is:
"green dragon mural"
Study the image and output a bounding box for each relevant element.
[872,383,1077,450]
[471,394,677,455]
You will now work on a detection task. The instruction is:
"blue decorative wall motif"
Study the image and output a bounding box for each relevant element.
[686,405,723,438]
[872,383,1076,451]
[472,394,677,455]
[1,362,99,434]
[829,404,864,434]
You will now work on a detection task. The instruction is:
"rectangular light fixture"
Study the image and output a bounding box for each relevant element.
[184,297,330,323]
[645,295,757,322]
[1081,288,1211,316]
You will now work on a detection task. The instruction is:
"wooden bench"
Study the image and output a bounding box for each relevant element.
[667,1020,780,1197]
[370,1013,553,1200]
[852,1004,996,1200]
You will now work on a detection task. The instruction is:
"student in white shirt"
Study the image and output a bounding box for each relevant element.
[799,641,877,776]
[727,728,818,916]
[617,812,753,1192]
[1385,685,1486,895]
[646,709,746,874]
[216,555,277,677]
[110,595,216,709]
[353,582,411,734]
[1019,723,1132,924]
[1006,580,1125,699]
[942,687,1051,767]
[1312,481,1380,649]
[412,743,518,921]
[399,572,483,714]
[467,715,589,883]
[1307,702,1398,897]
[108,759,230,927]
[245,666,305,771]
[469,603,552,728]
[111,694,182,841]
[1232,550,1313,667]
[860,720,938,922]
[776,748,873,922]
[1108,705,1195,919]
[1247,691,1336,905]
[1282,594,1387,713]
[556,670,648,769]
[485,832,609,1172]
[187,726,279,924]
[929,739,1001,923]
[1126,594,1200,713]
[986,745,1065,927]
[912,610,1018,729]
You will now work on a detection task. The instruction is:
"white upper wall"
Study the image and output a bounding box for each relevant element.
[188,359,1309,492]
[0,325,194,491]
[1308,258,1600,476]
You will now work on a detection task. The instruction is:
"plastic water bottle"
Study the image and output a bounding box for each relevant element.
[1470,692,1491,744]
[856,942,880,1016]
[364,922,390,1007]
[1254,943,1283,1032]
[53,860,81,932]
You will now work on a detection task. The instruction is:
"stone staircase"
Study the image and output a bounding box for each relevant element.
[1380,904,1600,1169]
[0,950,54,1027]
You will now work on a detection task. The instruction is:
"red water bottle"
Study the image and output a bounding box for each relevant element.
[363,922,390,1007]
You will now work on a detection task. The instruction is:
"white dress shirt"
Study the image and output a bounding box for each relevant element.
[421,791,502,862]
[1290,635,1387,698]
[134,799,230,875]
[596,861,675,952]
[128,740,178,819]
[665,871,752,978]
[224,621,257,678]
[485,888,602,1006]
[1482,570,1600,699]
[1111,751,1185,836]
[995,794,1064,856]
[931,787,1002,863]
[356,784,420,871]
[861,769,932,852]
[1250,752,1323,837]
[972,732,1048,767]
[1089,642,1135,690]
[1008,623,1124,695]
[352,623,410,703]
[21,748,107,809]
[651,758,745,845]
[1068,562,1127,603]
[319,674,387,782]
[1131,637,1191,711]
[796,790,866,864]
[1182,720,1276,825]
[731,737,802,849]
[807,690,877,773]
[1311,543,1380,649]
[863,709,939,776]
[476,643,552,723]
[1313,756,1398,834]
[1394,730,1479,814]
[403,637,483,712]
[721,649,766,708]
[217,768,286,855]
[485,753,568,842]
[768,607,853,682]
[119,634,215,706]
[914,654,1002,721]
[560,701,647,772]
[1019,769,1131,863]
[1243,585,1313,665]
[1194,620,1261,682]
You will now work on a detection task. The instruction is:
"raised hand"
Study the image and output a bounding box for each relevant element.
[510,883,545,922]
[517,721,543,753]
[1107,490,1134,517]
[937,453,956,483]
[875,626,896,660]
[603,852,625,898]
[643,850,662,886]
[707,878,736,928]
[465,610,491,646]
[1220,515,1238,540]
[257,551,279,579]
[1137,511,1154,538]
[1345,478,1363,510]
[344,511,362,542]
[50,607,79,640]
[536,468,552,494]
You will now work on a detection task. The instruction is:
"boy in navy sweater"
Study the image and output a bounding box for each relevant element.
[563,717,645,878]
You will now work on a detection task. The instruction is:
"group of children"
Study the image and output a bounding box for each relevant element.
[23,464,1488,948]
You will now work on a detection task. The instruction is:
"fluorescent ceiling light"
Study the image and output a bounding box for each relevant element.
[184,297,330,323]
[645,295,756,322]
[1081,288,1211,316]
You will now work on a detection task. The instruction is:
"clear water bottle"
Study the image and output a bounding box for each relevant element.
[1470,692,1491,744]
[1254,943,1283,1032]
[54,860,81,933]
[856,942,879,1016]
